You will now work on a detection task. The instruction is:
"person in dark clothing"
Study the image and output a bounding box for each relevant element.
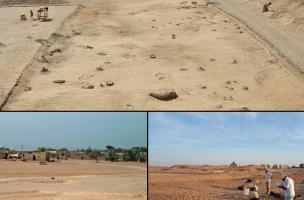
[263,2,272,13]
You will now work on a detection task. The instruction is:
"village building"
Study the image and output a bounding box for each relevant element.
[49,150,70,160]
[0,150,8,159]
[21,151,50,162]
[70,151,90,160]
[97,153,106,161]
[115,152,125,162]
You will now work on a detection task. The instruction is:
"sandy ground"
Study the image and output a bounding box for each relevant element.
[0,160,147,200]
[0,4,78,108]
[212,0,304,79]
[149,165,304,200]
[1,0,304,110]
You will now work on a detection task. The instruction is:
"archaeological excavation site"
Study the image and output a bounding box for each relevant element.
[1,0,304,110]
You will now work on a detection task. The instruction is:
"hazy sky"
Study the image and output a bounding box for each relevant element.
[149,112,304,166]
[0,112,147,150]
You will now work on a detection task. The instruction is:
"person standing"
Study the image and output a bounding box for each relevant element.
[264,169,272,194]
[279,175,295,200]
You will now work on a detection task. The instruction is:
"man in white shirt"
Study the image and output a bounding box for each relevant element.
[279,175,295,200]
[264,169,272,194]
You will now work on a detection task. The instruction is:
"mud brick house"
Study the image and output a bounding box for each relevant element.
[70,151,90,160]
[0,150,8,159]
[21,151,50,162]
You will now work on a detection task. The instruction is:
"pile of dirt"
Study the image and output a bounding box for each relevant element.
[0,0,68,6]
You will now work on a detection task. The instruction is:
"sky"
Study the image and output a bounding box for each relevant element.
[0,112,147,150]
[149,112,304,166]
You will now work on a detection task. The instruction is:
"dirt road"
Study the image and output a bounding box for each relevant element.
[211,0,304,74]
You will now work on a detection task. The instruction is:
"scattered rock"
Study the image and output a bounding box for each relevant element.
[172,34,176,39]
[224,96,234,101]
[226,80,232,85]
[269,59,278,64]
[232,59,238,64]
[72,30,81,35]
[96,66,104,71]
[240,106,249,110]
[179,68,188,71]
[198,67,206,71]
[239,31,244,34]
[200,85,207,89]
[97,51,107,56]
[40,55,49,63]
[34,39,48,45]
[209,58,216,61]
[51,177,55,180]
[152,19,156,22]
[0,42,7,47]
[216,104,223,109]
[242,86,249,90]
[225,86,234,90]
[150,54,156,59]
[24,87,32,92]
[191,1,197,4]
[100,83,105,87]
[106,81,114,86]
[212,29,217,31]
[40,161,47,165]
[40,67,49,73]
[104,60,111,64]
[53,80,66,84]
[149,89,178,101]
[80,45,93,49]
[50,48,62,54]
[158,76,167,80]
[82,83,94,89]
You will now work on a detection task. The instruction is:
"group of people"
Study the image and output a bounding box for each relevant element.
[264,169,295,200]
[245,169,295,200]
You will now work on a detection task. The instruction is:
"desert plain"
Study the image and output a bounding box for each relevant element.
[0,0,304,110]
[149,165,304,200]
[0,159,147,200]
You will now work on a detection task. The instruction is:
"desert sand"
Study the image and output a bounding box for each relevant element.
[0,0,304,110]
[0,160,147,200]
[149,165,304,200]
